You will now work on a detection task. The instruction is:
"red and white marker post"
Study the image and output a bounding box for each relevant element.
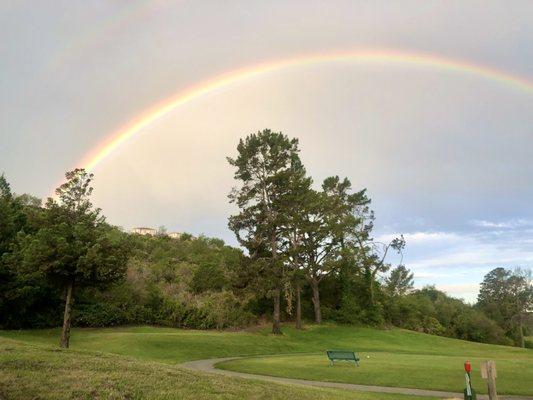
[464,360,477,400]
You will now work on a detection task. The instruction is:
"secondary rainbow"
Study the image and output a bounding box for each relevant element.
[79,49,533,173]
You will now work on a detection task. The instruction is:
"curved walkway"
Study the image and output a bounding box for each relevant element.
[180,357,533,400]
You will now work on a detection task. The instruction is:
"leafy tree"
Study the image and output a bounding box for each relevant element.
[0,174,25,255]
[382,286,510,344]
[385,265,414,297]
[350,204,405,309]
[0,175,55,329]
[511,268,533,347]
[288,177,367,324]
[227,130,307,334]
[14,169,129,347]
[478,267,532,347]
[281,174,314,329]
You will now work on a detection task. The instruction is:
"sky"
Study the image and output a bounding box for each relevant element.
[1,1,532,302]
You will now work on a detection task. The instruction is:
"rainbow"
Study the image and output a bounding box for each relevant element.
[78,49,533,174]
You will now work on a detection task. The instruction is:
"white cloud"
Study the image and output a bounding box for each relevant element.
[470,219,533,229]
[377,231,461,244]
[409,244,533,270]
[379,228,533,301]
[433,283,480,303]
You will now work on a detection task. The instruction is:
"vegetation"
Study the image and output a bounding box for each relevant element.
[1,170,130,348]
[0,130,531,348]
[0,336,415,400]
[477,267,532,347]
[2,325,532,396]
[227,130,310,334]
[219,352,532,396]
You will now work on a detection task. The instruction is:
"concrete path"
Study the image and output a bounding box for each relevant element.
[180,357,533,400]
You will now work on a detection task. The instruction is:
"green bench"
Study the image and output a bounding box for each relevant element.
[326,350,360,367]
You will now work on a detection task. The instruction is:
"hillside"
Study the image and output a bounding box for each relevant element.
[2,324,531,397]
[0,336,411,400]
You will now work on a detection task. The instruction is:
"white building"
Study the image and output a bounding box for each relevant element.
[131,227,157,236]
[168,232,182,239]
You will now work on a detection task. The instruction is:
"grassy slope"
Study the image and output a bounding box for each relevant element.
[0,337,413,400]
[1,324,528,363]
[1,324,531,396]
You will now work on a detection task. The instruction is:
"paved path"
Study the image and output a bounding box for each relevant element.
[180,357,533,400]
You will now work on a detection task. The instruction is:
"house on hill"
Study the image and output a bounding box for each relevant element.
[131,227,156,236]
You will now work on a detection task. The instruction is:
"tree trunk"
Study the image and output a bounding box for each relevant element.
[310,278,322,324]
[369,278,375,306]
[272,287,282,334]
[364,267,375,307]
[519,314,525,348]
[60,280,74,348]
[295,282,302,329]
[269,228,283,335]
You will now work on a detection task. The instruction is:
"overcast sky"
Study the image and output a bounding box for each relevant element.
[1,1,532,301]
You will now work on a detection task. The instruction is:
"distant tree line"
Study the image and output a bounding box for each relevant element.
[0,130,531,347]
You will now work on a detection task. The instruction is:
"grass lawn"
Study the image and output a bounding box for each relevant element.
[1,324,531,397]
[218,352,532,396]
[0,337,415,400]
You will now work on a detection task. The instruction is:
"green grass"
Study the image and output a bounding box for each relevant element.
[0,337,415,400]
[1,324,531,397]
[218,352,532,396]
[1,324,528,363]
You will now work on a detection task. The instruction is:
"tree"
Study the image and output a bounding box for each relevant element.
[228,130,308,334]
[385,265,414,297]
[15,169,129,347]
[288,177,367,324]
[281,172,314,329]
[478,267,532,347]
[511,268,533,347]
[0,174,25,255]
[350,205,405,309]
[0,180,50,329]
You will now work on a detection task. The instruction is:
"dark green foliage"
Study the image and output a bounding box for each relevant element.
[288,176,370,324]
[477,267,532,346]
[385,265,414,296]
[0,175,62,329]
[384,286,511,345]
[17,169,130,347]
[227,129,310,334]
[74,234,255,329]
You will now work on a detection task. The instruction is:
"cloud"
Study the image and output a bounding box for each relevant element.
[470,219,533,229]
[379,227,533,301]
[432,283,480,302]
[377,231,461,244]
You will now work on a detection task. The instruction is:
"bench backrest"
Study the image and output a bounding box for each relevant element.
[327,350,358,360]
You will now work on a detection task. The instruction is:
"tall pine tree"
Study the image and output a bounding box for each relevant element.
[228,130,308,334]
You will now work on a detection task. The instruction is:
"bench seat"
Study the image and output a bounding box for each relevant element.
[326,350,360,366]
